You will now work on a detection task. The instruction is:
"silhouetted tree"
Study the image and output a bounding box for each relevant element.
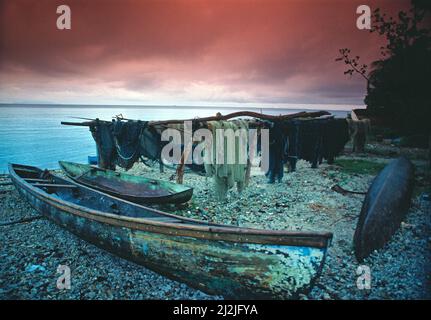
[336,0,431,135]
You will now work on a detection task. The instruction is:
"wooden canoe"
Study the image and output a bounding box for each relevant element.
[9,163,333,299]
[59,161,193,204]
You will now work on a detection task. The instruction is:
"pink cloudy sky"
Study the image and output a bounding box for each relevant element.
[0,0,409,109]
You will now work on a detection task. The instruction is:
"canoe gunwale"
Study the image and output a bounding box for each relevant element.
[65,176,193,204]
[9,163,333,248]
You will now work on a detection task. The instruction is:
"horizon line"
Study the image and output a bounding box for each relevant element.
[0,102,364,112]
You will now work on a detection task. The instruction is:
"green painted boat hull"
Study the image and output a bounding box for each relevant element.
[59,161,193,204]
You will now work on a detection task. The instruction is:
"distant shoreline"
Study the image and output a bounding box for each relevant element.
[0,103,363,112]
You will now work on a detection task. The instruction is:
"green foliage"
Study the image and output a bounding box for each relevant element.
[365,27,431,134]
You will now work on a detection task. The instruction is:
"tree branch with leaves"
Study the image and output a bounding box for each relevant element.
[335,48,370,88]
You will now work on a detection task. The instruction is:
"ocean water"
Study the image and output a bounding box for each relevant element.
[0,105,350,173]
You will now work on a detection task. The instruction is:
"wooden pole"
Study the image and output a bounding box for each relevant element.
[176,147,192,184]
[61,110,331,127]
[150,110,330,126]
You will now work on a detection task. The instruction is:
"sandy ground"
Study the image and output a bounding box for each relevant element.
[0,147,430,300]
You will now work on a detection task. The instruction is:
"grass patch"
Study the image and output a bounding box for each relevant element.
[333,159,386,175]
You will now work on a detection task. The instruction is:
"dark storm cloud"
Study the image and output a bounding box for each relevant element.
[0,0,410,105]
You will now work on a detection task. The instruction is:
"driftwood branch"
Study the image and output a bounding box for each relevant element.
[0,215,44,227]
[150,110,330,125]
[61,110,331,128]
[331,184,367,195]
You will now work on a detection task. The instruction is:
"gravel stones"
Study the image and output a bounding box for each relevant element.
[0,154,429,300]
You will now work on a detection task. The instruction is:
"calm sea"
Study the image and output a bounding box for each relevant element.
[0,105,351,173]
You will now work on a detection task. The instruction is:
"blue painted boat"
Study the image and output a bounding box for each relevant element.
[87,156,98,165]
[9,163,332,299]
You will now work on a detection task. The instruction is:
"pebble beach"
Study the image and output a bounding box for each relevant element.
[1,143,430,300]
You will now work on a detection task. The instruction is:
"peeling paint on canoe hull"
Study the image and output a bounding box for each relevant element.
[10,166,330,299]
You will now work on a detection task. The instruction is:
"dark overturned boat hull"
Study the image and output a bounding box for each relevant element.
[353,157,415,261]
[9,163,332,299]
[59,161,193,204]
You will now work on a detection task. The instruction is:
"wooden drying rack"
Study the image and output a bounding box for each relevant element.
[61,110,331,183]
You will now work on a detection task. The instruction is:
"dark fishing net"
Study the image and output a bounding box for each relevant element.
[90,122,116,170]
[321,118,350,164]
[112,120,145,170]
